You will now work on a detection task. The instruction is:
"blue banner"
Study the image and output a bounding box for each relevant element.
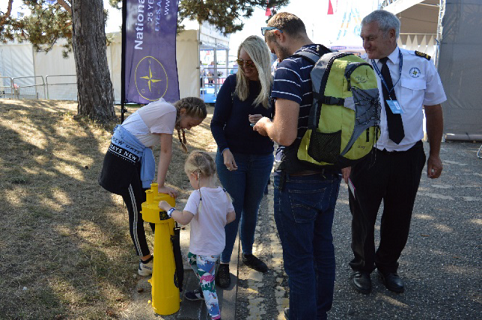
[124,0,179,104]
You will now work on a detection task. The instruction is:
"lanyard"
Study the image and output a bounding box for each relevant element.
[372,50,403,100]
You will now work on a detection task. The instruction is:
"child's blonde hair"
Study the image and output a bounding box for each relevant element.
[184,150,216,179]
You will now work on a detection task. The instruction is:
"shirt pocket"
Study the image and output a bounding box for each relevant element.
[399,78,426,112]
[400,78,426,91]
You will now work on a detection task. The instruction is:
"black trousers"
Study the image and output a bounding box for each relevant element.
[119,171,155,258]
[99,144,155,258]
[349,141,426,274]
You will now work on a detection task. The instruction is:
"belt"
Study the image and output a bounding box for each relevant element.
[290,169,329,176]
[378,140,423,153]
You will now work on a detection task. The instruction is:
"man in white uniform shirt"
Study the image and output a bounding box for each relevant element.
[347,10,446,295]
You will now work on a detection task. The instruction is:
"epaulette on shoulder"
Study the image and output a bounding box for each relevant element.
[415,51,431,60]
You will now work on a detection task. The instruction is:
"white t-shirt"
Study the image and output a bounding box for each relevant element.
[184,187,234,256]
[122,98,177,147]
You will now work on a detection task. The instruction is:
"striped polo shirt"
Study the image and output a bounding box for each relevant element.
[272,44,330,172]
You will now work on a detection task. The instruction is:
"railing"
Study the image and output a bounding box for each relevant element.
[0,75,78,101]
[12,76,46,100]
[0,76,13,98]
[45,75,77,100]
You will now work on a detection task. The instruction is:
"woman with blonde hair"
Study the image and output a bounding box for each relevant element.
[211,35,274,288]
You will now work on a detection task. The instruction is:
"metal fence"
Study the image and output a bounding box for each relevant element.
[45,75,77,100]
[0,75,77,100]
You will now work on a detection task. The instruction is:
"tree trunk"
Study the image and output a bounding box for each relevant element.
[71,0,116,124]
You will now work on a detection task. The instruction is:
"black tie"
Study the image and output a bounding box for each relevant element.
[380,57,405,144]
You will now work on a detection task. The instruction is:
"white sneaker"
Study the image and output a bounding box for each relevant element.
[138,258,153,276]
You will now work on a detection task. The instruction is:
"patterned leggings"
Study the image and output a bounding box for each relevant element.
[188,252,221,320]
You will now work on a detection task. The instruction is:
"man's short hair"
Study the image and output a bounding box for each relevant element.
[266,12,306,41]
[362,10,400,39]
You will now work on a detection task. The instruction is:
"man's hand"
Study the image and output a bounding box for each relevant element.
[341,167,351,184]
[424,104,443,179]
[253,117,272,136]
[249,113,263,126]
[427,155,443,179]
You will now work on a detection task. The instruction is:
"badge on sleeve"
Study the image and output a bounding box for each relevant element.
[386,100,404,114]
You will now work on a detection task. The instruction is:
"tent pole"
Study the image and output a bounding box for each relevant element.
[434,0,446,69]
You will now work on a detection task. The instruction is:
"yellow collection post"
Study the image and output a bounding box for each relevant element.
[140,183,180,315]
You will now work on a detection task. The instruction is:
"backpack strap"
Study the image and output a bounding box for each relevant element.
[294,44,331,61]
[295,51,342,105]
[295,51,319,64]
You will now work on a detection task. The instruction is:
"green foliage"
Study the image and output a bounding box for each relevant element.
[0,0,74,55]
[0,0,290,53]
[176,0,290,34]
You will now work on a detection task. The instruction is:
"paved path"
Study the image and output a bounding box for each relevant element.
[121,141,482,319]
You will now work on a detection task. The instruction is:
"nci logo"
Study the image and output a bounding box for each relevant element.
[135,56,168,101]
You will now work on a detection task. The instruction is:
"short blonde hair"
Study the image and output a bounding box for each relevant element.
[184,150,216,178]
[235,36,272,108]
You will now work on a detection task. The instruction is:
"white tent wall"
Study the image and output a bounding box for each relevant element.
[0,42,35,96]
[0,25,223,104]
[398,34,437,57]
[107,32,124,103]
[33,40,77,100]
[176,30,201,99]
[385,0,439,62]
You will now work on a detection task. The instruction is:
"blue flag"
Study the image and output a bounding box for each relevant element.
[123,0,179,104]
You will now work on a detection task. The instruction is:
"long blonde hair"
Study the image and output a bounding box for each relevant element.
[173,97,207,152]
[235,36,273,108]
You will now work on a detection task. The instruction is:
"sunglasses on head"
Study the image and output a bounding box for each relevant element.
[236,59,255,68]
[261,26,283,36]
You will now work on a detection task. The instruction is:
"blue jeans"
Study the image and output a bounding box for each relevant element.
[274,171,341,320]
[216,151,274,263]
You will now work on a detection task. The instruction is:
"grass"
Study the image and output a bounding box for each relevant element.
[0,100,216,319]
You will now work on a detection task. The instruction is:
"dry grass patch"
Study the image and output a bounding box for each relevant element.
[0,99,216,319]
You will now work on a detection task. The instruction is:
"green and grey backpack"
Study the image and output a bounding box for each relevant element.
[295,51,381,168]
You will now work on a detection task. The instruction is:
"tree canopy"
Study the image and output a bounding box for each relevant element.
[0,0,74,56]
[0,0,290,51]
[0,0,290,123]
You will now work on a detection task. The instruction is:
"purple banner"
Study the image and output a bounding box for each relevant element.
[124,0,179,104]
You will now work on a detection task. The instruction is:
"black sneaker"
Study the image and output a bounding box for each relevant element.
[216,264,231,289]
[242,254,268,273]
[184,288,204,301]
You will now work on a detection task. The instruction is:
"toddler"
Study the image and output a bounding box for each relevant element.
[159,150,235,320]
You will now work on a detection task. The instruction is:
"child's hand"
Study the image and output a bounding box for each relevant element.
[159,200,171,211]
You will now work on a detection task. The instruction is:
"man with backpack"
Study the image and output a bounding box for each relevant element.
[254,12,343,320]
[347,10,446,295]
